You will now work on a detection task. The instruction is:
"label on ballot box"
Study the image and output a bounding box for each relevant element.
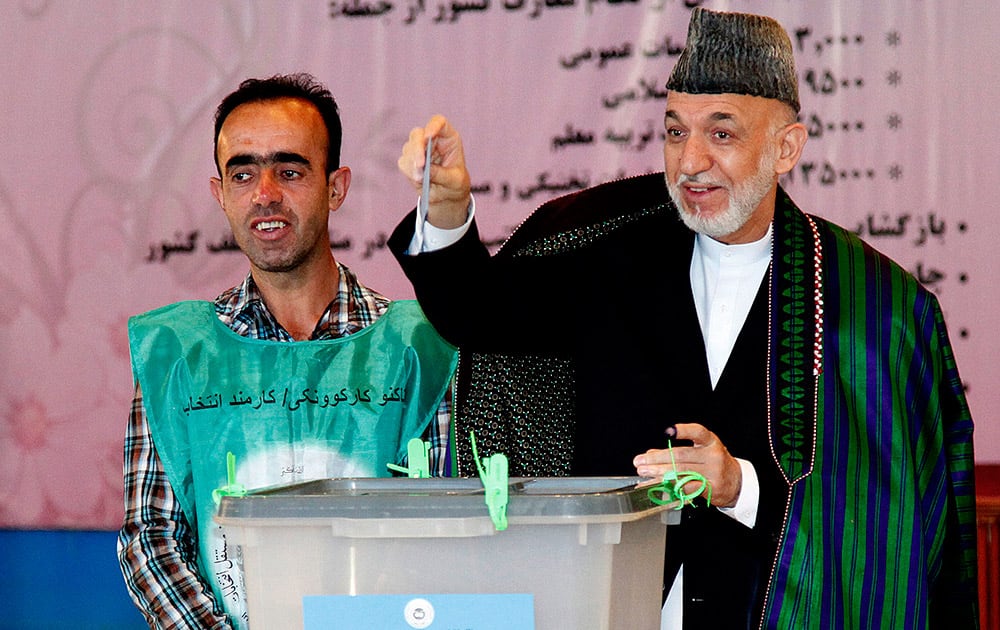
[303,593,534,629]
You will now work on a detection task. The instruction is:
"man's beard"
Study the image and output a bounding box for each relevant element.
[666,148,778,239]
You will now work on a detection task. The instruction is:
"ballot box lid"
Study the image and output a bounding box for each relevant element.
[216,476,670,523]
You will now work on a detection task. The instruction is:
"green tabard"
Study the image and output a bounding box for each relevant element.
[128,299,457,627]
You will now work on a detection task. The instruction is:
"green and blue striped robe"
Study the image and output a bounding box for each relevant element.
[764,190,978,628]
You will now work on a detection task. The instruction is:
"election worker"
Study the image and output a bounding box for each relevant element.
[118,73,457,629]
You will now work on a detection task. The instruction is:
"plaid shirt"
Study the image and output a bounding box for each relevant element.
[117,264,452,629]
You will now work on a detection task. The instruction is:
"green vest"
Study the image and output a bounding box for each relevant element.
[128,300,457,627]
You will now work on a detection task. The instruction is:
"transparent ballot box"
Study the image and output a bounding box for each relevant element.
[215,477,677,629]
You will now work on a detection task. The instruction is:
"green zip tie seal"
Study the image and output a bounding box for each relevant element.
[212,451,247,506]
[646,440,712,509]
[386,437,432,478]
[470,430,509,531]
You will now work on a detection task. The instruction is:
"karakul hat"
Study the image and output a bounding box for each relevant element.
[666,7,800,112]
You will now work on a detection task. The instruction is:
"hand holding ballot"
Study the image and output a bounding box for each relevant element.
[398,115,472,230]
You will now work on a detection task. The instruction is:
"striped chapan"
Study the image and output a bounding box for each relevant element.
[761,191,978,628]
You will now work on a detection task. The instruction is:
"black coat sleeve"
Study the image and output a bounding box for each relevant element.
[388,208,579,354]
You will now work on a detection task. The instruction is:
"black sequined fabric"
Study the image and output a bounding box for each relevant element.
[452,187,672,476]
[454,353,576,477]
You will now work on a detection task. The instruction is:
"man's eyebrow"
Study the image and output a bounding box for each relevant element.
[224,152,311,172]
[708,111,736,122]
[664,109,737,123]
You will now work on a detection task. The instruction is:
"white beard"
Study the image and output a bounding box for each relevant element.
[667,146,778,239]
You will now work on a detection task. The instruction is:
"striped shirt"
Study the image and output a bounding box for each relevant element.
[117,263,451,629]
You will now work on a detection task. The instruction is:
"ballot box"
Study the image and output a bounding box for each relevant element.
[215,477,677,630]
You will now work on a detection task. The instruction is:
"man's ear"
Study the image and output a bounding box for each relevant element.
[329,166,352,212]
[209,177,224,209]
[774,122,807,176]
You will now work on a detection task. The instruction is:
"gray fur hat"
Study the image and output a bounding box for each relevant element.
[666,8,800,112]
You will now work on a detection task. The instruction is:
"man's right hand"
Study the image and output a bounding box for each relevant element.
[398,115,472,229]
[633,422,744,508]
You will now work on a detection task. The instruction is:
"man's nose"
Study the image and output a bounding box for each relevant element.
[252,171,282,206]
[678,135,712,177]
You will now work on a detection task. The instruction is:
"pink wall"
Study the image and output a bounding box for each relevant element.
[1,0,996,529]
